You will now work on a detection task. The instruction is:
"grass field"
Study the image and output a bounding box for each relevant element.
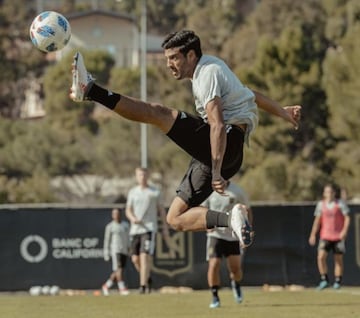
[1,287,360,318]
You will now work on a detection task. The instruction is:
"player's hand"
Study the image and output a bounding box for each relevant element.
[104,254,110,262]
[133,218,142,224]
[308,235,316,246]
[284,105,302,130]
[339,232,347,240]
[211,176,228,195]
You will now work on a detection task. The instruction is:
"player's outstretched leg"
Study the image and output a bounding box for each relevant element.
[70,52,177,133]
[70,52,95,102]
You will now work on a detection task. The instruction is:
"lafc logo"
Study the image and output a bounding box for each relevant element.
[152,231,193,277]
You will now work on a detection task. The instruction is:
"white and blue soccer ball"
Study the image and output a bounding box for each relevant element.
[30,11,71,53]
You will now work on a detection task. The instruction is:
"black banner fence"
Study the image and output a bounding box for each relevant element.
[0,204,359,291]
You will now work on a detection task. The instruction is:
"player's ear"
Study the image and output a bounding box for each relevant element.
[187,49,196,62]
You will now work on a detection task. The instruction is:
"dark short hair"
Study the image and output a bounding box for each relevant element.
[161,30,202,58]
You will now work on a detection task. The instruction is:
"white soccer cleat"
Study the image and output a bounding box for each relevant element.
[102,284,109,296]
[70,52,94,102]
[230,204,249,247]
[119,288,130,296]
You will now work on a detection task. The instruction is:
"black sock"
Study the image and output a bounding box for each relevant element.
[231,280,241,289]
[320,274,328,282]
[335,276,342,284]
[87,83,121,110]
[210,286,219,298]
[206,210,229,229]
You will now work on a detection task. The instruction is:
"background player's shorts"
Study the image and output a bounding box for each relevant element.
[206,236,242,260]
[111,253,128,271]
[130,232,156,256]
[318,239,345,254]
[167,111,245,207]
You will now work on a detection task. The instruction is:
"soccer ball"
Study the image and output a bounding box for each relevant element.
[29,11,71,53]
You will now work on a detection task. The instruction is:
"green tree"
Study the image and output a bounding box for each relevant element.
[0,0,46,118]
[322,1,360,196]
[232,1,333,200]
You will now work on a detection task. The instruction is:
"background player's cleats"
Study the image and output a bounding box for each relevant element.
[119,287,130,295]
[316,280,329,290]
[70,52,94,102]
[230,204,253,247]
[333,282,341,290]
[231,281,243,303]
[209,297,220,308]
[102,284,109,296]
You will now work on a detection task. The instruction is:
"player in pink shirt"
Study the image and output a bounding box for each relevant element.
[308,183,350,290]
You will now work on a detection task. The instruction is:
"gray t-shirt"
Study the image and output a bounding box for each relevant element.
[203,182,250,241]
[192,54,258,145]
[103,221,129,256]
[314,199,350,216]
[126,185,162,235]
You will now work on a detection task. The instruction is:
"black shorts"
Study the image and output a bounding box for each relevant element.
[318,239,345,254]
[111,253,128,271]
[166,111,244,207]
[130,232,156,256]
[206,237,241,259]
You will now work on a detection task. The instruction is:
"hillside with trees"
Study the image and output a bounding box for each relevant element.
[0,0,359,204]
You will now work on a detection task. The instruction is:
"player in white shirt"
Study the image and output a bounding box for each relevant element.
[102,208,130,296]
[126,167,169,293]
[203,181,253,308]
[70,30,301,248]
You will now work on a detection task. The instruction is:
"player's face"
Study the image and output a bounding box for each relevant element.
[136,169,148,186]
[164,47,195,80]
[112,209,120,221]
[323,186,335,201]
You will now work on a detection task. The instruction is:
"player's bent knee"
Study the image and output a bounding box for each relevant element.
[148,103,176,132]
[166,214,185,231]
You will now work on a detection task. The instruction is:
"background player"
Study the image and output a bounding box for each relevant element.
[308,183,351,290]
[126,167,169,293]
[102,208,130,296]
[203,180,253,308]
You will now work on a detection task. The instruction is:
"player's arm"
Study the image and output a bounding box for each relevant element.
[125,204,140,224]
[340,214,351,240]
[308,215,321,246]
[206,96,227,195]
[252,90,301,129]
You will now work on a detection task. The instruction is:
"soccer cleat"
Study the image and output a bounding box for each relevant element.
[316,280,329,290]
[231,281,243,303]
[333,282,341,290]
[70,52,95,102]
[102,284,109,296]
[230,204,253,247]
[242,219,254,247]
[209,297,220,309]
[119,288,130,296]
